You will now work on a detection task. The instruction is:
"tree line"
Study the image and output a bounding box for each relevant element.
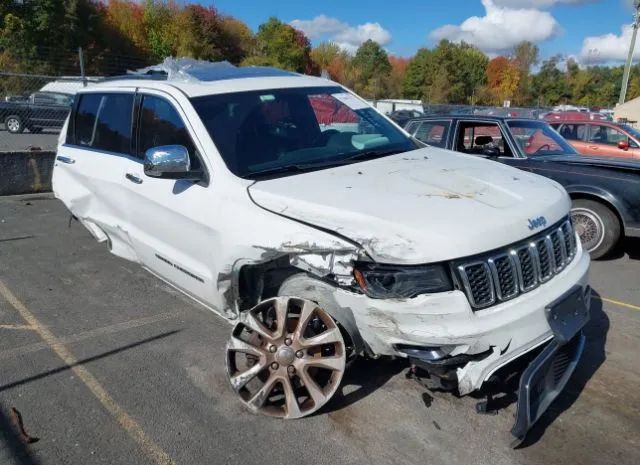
[0,0,636,108]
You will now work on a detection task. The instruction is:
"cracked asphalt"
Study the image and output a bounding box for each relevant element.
[0,194,638,465]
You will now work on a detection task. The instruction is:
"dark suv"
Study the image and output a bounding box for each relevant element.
[1,91,73,133]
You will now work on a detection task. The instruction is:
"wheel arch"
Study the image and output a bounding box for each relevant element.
[235,259,365,356]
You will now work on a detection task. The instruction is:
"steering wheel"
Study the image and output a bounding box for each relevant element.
[533,144,551,155]
[312,129,340,146]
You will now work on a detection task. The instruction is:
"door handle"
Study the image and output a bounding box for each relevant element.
[588,145,599,150]
[125,173,143,184]
[56,155,75,164]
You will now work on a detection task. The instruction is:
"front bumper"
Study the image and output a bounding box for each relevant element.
[333,248,590,394]
[510,330,586,447]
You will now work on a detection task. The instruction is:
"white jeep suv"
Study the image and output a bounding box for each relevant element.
[52,63,590,444]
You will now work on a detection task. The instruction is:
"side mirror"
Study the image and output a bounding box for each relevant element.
[618,140,630,151]
[143,145,201,180]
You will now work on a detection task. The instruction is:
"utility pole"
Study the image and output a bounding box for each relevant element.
[619,0,640,106]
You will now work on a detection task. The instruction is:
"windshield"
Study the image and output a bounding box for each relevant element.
[620,124,640,140]
[191,86,416,178]
[507,120,577,156]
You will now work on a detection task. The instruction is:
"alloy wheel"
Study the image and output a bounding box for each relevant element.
[6,117,21,133]
[225,296,346,419]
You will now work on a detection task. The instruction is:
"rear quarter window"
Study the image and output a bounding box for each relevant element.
[73,93,134,155]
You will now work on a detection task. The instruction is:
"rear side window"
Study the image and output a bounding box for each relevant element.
[74,93,134,154]
[558,124,586,141]
[138,95,199,169]
[414,121,450,148]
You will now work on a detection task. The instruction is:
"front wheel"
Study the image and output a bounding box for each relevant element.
[5,115,24,133]
[225,296,346,419]
[571,199,621,260]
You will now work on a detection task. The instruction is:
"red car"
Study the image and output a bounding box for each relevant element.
[549,120,640,160]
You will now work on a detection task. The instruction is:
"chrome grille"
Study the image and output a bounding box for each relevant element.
[457,218,578,310]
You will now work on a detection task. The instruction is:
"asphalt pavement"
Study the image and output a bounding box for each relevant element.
[0,129,59,152]
[0,194,638,465]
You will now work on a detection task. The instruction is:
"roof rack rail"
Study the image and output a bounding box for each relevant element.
[100,71,168,82]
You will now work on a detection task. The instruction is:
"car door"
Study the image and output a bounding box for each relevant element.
[53,89,139,261]
[556,123,589,155]
[586,124,634,159]
[121,90,220,309]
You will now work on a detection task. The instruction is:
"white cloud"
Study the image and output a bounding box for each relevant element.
[290,15,392,53]
[429,0,561,53]
[493,0,594,7]
[579,24,637,63]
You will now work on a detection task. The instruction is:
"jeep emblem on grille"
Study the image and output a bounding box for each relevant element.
[527,216,547,230]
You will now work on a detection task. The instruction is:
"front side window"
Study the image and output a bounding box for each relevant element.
[507,120,576,156]
[74,93,134,154]
[413,121,450,148]
[191,86,416,178]
[138,95,199,169]
[589,125,627,146]
[455,122,512,156]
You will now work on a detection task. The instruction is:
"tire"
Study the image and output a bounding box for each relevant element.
[571,199,621,260]
[225,297,346,418]
[5,115,24,133]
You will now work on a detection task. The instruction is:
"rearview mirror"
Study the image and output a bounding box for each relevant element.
[618,140,630,151]
[143,145,201,180]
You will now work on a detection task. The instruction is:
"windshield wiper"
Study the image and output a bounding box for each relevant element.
[340,148,404,163]
[247,148,406,179]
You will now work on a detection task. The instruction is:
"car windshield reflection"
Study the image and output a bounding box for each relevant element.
[507,120,577,157]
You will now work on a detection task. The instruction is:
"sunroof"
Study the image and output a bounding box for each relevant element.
[190,66,298,81]
[133,58,299,83]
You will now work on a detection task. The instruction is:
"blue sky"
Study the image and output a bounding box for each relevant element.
[206,0,638,64]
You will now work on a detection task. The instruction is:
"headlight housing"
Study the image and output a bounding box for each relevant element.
[353,262,453,299]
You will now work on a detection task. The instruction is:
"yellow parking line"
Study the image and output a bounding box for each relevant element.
[0,324,33,330]
[0,279,175,465]
[593,295,640,312]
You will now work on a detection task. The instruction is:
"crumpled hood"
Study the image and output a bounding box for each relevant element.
[248,147,571,264]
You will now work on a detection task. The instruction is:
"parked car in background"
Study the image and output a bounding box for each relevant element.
[0,91,73,133]
[52,62,590,445]
[549,120,640,160]
[544,111,607,124]
[406,115,640,259]
[387,109,423,127]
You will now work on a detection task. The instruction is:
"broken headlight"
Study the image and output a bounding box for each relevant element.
[353,263,453,299]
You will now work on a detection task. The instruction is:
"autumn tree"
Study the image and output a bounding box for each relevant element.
[386,55,410,98]
[513,41,539,104]
[219,16,255,64]
[311,42,350,82]
[486,56,521,105]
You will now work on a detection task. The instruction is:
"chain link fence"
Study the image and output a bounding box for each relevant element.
[0,46,152,152]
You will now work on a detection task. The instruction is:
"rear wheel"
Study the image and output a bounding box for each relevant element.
[5,115,23,133]
[225,296,346,419]
[571,199,620,259]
